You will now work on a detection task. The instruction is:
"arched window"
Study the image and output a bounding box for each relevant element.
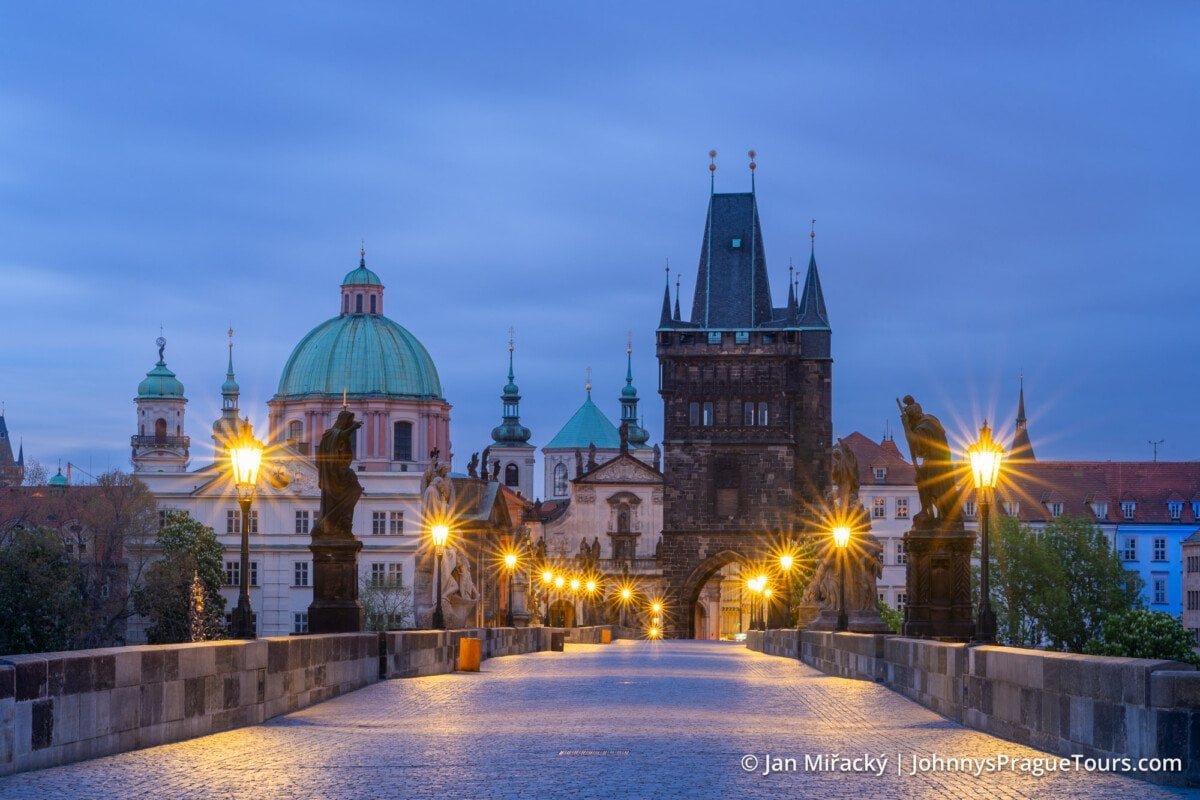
[154,418,167,443]
[369,294,377,314]
[617,506,631,533]
[504,463,519,487]
[393,421,413,461]
[552,463,568,497]
[343,294,349,314]
[356,294,363,313]
[287,420,303,443]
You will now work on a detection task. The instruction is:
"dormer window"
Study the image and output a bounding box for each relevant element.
[1048,501,1064,517]
[707,331,722,344]
[1091,502,1107,519]
[1003,501,1020,516]
[1168,501,1183,521]
[873,467,887,481]
[731,238,742,248]
[1121,501,1136,520]
[735,331,749,344]
[1193,501,1200,519]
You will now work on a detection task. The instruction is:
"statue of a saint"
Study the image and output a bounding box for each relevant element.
[312,411,363,539]
[652,444,661,472]
[831,438,860,505]
[421,457,455,522]
[587,442,597,470]
[897,395,959,523]
[467,452,479,479]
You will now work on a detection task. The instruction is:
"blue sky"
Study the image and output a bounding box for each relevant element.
[2,2,1198,491]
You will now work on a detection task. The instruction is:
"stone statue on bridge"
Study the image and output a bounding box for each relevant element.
[307,410,365,633]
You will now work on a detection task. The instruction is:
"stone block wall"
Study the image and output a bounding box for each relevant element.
[1,625,618,777]
[746,629,1199,786]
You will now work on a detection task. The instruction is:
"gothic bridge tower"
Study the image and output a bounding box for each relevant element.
[656,158,832,637]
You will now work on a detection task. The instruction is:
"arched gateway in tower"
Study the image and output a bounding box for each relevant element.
[656,176,833,638]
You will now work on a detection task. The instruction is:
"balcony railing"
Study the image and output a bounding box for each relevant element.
[131,435,190,449]
[598,558,659,572]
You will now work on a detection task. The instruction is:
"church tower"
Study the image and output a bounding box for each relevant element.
[619,338,651,448]
[212,328,241,453]
[0,410,24,487]
[489,333,535,497]
[1009,376,1035,462]
[656,159,833,636]
[132,336,190,472]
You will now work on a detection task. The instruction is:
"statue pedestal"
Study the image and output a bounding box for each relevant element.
[805,607,841,631]
[308,537,364,634]
[848,610,893,633]
[902,518,974,640]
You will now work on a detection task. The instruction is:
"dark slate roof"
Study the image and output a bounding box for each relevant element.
[796,251,830,329]
[688,193,774,329]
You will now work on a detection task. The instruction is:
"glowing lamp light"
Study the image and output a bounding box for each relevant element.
[585,579,597,594]
[832,525,851,549]
[569,577,581,593]
[779,553,794,572]
[542,569,554,585]
[504,552,518,571]
[648,626,661,639]
[620,587,632,601]
[228,422,263,498]
[554,575,565,590]
[764,587,773,599]
[430,524,450,549]
[651,600,663,614]
[968,420,1005,491]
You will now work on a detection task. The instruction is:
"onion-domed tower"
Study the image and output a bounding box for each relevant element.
[132,336,190,472]
[489,333,534,496]
[267,250,451,472]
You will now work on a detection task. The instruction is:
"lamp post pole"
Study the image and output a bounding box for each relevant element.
[433,546,445,629]
[976,491,997,643]
[504,554,517,628]
[837,549,848,632]
[231,494,255,638]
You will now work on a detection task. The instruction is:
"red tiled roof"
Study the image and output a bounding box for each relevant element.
[982,461,1200,525]
[840,432,916,486]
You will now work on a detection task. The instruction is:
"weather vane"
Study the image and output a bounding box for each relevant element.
[585,366,592,394]
[507,326,515,352]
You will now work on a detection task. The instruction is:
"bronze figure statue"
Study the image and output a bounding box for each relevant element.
[830,437,860,504]
[897,395,959,524]
[311,410,363,539]
[467,452,479,478]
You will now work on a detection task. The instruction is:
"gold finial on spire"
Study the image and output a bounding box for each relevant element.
[227,326,234,352]
[627,330,633,356]
[507,326,515,353]
[810,218,816,242]
[748,149,756,171]
[708,150,717,173]
[585,366,592,395]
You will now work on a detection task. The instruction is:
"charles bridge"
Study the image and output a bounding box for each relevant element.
[0,626,1197,797]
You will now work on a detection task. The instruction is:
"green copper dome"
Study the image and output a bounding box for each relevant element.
[342,252,383,286]
[275,314,442,400]
[545,392,621,450]
[48,468,68,487]
[138,338,185,399]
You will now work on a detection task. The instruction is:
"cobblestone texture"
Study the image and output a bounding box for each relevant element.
[0,641,1191,799]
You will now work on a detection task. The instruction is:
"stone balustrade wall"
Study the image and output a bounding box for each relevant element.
[0,625,618,777]
[747,629,1200,787]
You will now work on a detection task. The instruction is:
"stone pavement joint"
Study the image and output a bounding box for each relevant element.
[0,641,1190,799]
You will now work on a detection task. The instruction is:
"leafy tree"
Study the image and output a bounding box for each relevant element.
[134,513,226,643]
[1084,608,1200,665]
[877,599,903,634]
[982,515,1141,652]
[360,574,414,631]
[0,527,87,654]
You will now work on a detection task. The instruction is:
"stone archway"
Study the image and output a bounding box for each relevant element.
[674,548,754,639]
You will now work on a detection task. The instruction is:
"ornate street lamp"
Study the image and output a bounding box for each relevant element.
[553,574,565,627]
[541,568,554,626]
[832,525,852,632]
[228,419,263,639]
[968,420,1004,644]
[755,572,769,630]
[617,584,634,629]
[584,578,597,626]
[503,551,519,628]
[763,586,773,631]
[431,523,450,629]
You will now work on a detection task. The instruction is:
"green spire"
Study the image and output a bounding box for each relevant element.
[619,336,650,447]
[491,330,531,446]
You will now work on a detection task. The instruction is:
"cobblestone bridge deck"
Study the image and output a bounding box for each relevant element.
[0,640,1190,799]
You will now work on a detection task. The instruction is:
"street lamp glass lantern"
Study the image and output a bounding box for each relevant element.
[542,569,554,585]
[431,523,450,548]
[832,525,852,549]
[228,423,263,496]
[585,579,596,594]
[554,575,565,590]
[504,552,518,571]
[968,421,1005,491]
[779,553,794,572]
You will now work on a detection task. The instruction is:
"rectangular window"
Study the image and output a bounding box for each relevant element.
[1152,574,1167,605]
[873,497,887,519]
[372,511,387,535]
[707,331,722,344]
[757,402,768,426]
[1153,538,1167,561]
[1189,555,1200,574]
[1048,502,1064,517]
[370,562,386,586]
[895,497,909,519]
[1188,590,1199,611]
[1122,501,1136,520]
[158,510,169,530]
[294,561,309,587]
[1168,502,1183,521]
[387,563,403,586]
[735,330,749,344]
[873,467,887,481]
[689,402,700,426]
[964,500,977,519]
[896,593,908,609]
[1091,503,1107,519]
[744,402,756,426]
[250,561,258,587]
[1193,502,1200,519]
[702,402,714,426]
[389,511,404,535]
[896,541,907,565]
[227,509,239,534]
[224,560,240,587]
[295,510,310,535]
[1122,537,1137,561]
[731,238,741,248]
[294,612,309,634]
[1003,501,1020,516]
[761,333,775,344]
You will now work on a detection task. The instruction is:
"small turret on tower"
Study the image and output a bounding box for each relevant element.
[133,335,190,472]
[212,328,241,452]
[489,329,535,496]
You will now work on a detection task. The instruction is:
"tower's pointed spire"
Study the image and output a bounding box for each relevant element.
[786,257,797,316]
[1010,373,1035,462]
[492,328,531,446]
[620,333,650,447]
[673,273,682,321]
[359,242,366,269]
[1017,374,1027,425]
[16,441,22,467]
[797,220,829,328]
[659,260,673,326]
